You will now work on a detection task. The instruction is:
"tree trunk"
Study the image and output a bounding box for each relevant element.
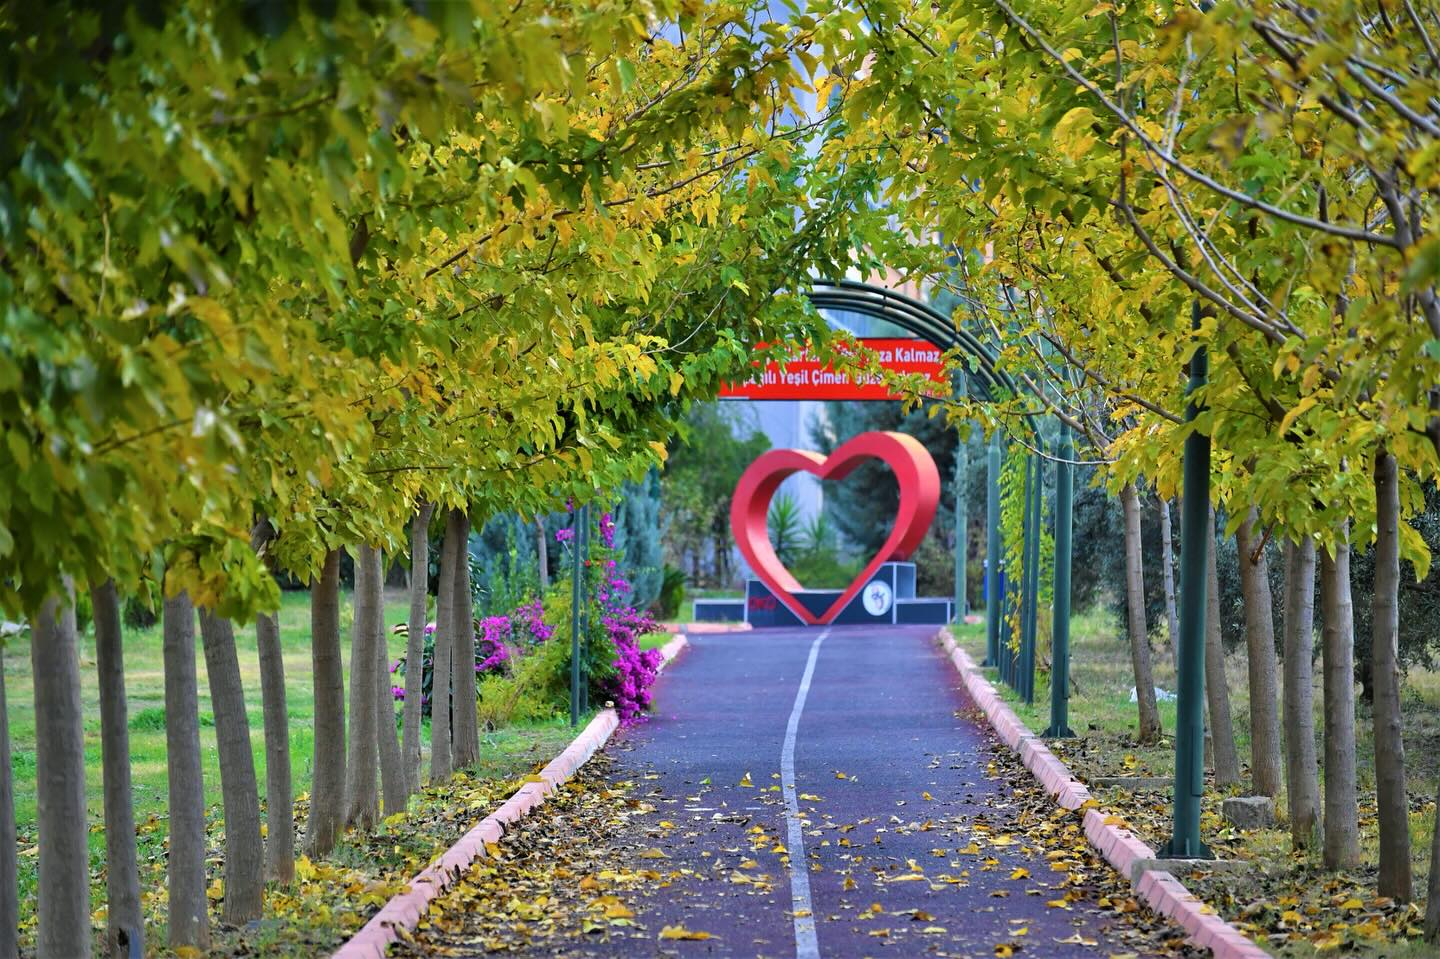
[254,609,293,883]
[1205,510,1241,786]
[451,511,478,768]
[0,639,20,959]
[250,518,294,883]
[1236,508,1284,797]
[163,591,209,951]
[198,609,264,923]
[371,547,406,815]
[403,502,434,795]
[30,592,91,959]
[1281,536,1321,850]
[1372,451,1412,900]
[430,513,459,783]
[1320,526,1361,869]
[306,550,347,856]
[1159,496,1180,672]
[91,580,144,957]
[536,516,550,590]
[1120,483,1162,743]
[344,545,380,829]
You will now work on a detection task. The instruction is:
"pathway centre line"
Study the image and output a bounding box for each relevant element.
[781,628,829,959]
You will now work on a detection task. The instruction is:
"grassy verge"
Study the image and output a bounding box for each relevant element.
[952,610,1440,957]
[6,589,600,956]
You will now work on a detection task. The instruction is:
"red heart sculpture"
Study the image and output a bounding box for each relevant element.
[729,431,941,625]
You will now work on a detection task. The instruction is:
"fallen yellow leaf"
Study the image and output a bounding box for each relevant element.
[659,924,714,941]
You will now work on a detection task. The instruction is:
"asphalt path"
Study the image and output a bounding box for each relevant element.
[409,625,1194,958]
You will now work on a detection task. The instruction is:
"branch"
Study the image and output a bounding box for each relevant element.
[988,0,1400,248]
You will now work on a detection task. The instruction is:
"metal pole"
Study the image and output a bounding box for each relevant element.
[1046,423,1076,737]
[984,437,1002,667]
[1023,449,1042,705]
[1018,454,1034,701]
[578,503,590,714]
[954,374,969,621]
[569,506,582,727]
[1160,303,1213,860]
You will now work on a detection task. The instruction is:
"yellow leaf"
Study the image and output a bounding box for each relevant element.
[1053,106,1099,160]
[1278,395,1318,436]
[659,924,715,941]
[1009,867,1029,880]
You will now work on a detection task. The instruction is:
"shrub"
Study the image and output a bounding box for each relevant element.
[656,564,687,619]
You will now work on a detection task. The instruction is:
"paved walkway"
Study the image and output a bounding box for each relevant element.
[404,626,1194,957]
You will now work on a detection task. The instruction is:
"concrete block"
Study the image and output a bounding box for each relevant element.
[1222,795,1276,830]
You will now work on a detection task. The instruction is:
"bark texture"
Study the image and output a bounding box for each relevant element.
[255,609,294,883]
[30,594,91,959]
[198,609,264,923]
[403,501,435,794]
[344,545,381,829]
[91,580,144,957]
[162,592,208,950]
[1319,528,1361,869]
[1159,496,1180,671]
[371,548,406,814]
[250,518,294,883]
[1120,483,1162,743]
[306,550,346,856]
[1236,508,1284,797]
[1281,537,1321,849]
[1204,510,1241,786]
[430,513,459,783]
[1372,451,1413,900]
[451,510,478,768]
[0,644,19,959]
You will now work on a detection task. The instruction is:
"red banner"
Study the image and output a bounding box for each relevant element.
[718,338,947,401]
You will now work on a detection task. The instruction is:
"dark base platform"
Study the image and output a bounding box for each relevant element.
[693,563,954,628]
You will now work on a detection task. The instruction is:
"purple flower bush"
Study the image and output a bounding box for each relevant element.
[392,504,663,725]
[594,555,663,724]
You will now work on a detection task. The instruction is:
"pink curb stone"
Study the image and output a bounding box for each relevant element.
[332,634,690,959]
[934,627,1257,956]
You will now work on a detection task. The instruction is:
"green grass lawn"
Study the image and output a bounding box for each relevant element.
[953,609,1440,957]
[7,590,410,918]
[6,588,605,953]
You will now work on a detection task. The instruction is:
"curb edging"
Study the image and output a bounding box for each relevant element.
[332,632,692,959]
[933,628,1266,959]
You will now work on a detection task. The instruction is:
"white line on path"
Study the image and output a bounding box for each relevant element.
[782,629,829,959]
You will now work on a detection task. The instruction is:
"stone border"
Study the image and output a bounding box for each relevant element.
[332,632,691,959]
[935,629,1267,959]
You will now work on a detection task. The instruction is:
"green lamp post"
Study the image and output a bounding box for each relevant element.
[1159,305,1213,860]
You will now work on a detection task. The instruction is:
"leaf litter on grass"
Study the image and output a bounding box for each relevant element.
[1049,734,1430,957]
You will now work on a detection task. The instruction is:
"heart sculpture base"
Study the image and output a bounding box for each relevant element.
[692,563,955,628]
[746,562,953,628]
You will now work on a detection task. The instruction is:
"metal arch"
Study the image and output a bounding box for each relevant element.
[800,278,1073,727]
[803,279,1021,404]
